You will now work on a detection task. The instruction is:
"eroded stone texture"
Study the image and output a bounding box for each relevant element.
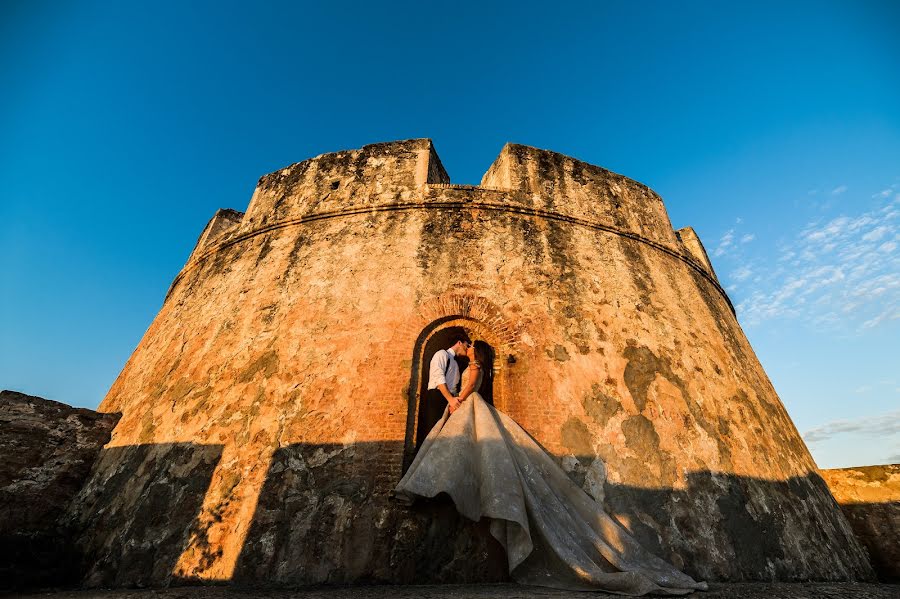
[675,226,719,284]
[188,208,245,263]
[820,465,900,581]
[11,582,900,599]
[68,139,873,586]
[0,390,119,589]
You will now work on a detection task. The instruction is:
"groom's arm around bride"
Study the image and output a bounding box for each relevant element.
[425,334,469,418]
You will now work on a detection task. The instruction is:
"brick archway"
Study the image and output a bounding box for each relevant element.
[400,293,520,472]
[413,293,520,347]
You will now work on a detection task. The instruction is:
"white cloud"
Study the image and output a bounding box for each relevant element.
[861,306,900,329]
[802,216,851,242]
[803,409,900,445]
[732,190,900,331]
[731,266,753,282]
[872,184,898,200]
[713,228,755,258]
[831,185,849,196]
[863,225,890,242]
[713,229,735,257]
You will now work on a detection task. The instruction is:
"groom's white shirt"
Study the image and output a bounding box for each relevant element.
[427,348,460,395]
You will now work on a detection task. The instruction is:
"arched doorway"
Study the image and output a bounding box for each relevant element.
[414,326,499,449]
[402,317,502,473]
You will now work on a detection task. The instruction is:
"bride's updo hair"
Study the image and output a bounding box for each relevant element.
[472,340,493,379]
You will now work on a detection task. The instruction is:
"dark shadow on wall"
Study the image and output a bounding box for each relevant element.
[593,469,875,582]
[833,500,900,581]
[220,440,876,586]
[57,440,879,587]
[66,442,224,588]
[230,441,510,586]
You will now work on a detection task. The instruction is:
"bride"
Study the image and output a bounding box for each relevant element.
[394,340,707,596]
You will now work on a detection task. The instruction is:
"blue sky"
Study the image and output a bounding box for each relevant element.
[1,1,898,468]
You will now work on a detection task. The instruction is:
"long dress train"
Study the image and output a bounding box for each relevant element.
[394,367,707,596]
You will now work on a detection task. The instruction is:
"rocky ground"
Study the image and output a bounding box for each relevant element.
[8,583,900,599]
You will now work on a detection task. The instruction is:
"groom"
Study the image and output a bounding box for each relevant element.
[424,333,470,423]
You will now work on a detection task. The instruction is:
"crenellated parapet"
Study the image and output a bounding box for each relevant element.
[187,208,245,264]
[178,140,725,307]
[481,143,679,246]
[242,138,448,230]
[230,140,680,247]
[675,226,720,284]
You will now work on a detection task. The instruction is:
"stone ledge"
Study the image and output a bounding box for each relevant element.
[168,201,734,314]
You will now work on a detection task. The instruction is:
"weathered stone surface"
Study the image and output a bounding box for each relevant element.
[69,139,873,586]
[188,208,246,263]
[0,390,119,589]
[675,226,720,284]
[11,582,900,599]
[820,465,900,581]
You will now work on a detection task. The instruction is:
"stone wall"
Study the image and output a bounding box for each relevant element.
[820,465,899,581]
[481,143,680,246]
[0,390,119,589]
[69,139,873,586]
[188,208,245,262]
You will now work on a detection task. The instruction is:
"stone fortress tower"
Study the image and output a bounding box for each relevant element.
[67,139,873,586]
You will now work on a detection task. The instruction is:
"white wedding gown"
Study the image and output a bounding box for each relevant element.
[394,366,707,596]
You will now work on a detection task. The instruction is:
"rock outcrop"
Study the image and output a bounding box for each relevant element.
[0,390,118,589]
[820,465,900,581]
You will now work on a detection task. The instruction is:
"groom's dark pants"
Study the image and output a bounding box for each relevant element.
[422,388,449,433]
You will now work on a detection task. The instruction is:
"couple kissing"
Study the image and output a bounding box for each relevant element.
[394,331,707,596]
